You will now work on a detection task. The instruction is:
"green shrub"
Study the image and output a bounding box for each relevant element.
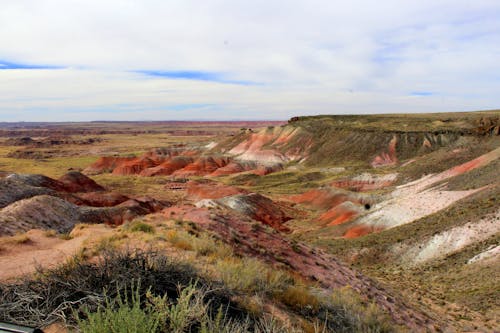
[77,283,162,333]
[127,221,155,234]
[216,257,291,295]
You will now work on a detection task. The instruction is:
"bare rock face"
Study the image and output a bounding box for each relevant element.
[0,195,81,235]
[0,194,169,236]
[0,176,55,208]
[318,201,364,226]
[58,171,105,193]
[289,188,369,227]
[140,156,194,176]
[0,172,170,236]
[172,156,230,177]
[371,135,398,168]
[82,148,283,178]
[112,157,158,175]
[208,161,257,177]
[5,173,67,192]
[219,193,291,232]
[228,126,307,164]
[83,156,136,175]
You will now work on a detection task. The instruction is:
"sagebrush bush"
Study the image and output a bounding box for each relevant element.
[0,249,246,328]
[126,220,155,234]
[77,283,162,333]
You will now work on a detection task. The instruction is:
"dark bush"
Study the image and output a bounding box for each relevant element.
[0,249,248,328]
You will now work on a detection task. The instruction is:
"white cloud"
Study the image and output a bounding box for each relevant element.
[0,0,499,120]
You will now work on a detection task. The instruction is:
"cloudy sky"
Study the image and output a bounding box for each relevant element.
[1,0,499,121]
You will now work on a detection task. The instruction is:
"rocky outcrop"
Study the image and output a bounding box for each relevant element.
[171,156,230,177]
[208,161,257,177]
[84,147,284,178]
[0,194,168,236]
[228,126,309,164]
[371,135,398,168]
[218,193,291,232]
[0,195,83,235]
[290,188,371,226]
[58,171,105,192]
[84,156,136,175]
[318,202,364,226]
[0,173,169,236]
[112,157,158,175]
[0,172,105,208]
[140,156,194,176]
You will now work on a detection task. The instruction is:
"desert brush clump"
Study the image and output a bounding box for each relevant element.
[125,219,156,234]
[0,249,249,329]
[215,257,292,295]
[76,281,256,333]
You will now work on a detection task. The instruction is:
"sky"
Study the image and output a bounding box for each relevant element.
[1,0,499,121]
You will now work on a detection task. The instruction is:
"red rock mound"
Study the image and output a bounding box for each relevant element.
[84,156,136,175]
[84,148,283,178]
[209,161,256,177]
[112,157,158,175]
[140,156,194,176]
[142,147,180,161]
[219,193,291,232]
[319,202,363,226]
[172,156,230,177]
[0,171,170,236]
[58,171,105,193]
[290,188,368,226]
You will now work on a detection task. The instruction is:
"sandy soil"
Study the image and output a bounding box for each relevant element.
[0,225,113,281]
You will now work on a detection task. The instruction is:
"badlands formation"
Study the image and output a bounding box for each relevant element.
[0,112,499,332]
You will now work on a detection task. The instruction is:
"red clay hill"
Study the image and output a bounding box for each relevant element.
[84,148,283,178]
[0,171,168,236]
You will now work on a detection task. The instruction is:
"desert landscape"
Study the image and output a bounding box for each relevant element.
[2,1,500,331]
[0,111,498,332]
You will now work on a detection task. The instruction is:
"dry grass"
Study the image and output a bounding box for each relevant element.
[0,233,32,245]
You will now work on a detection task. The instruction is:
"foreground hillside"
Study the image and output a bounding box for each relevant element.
[0,112,498,332]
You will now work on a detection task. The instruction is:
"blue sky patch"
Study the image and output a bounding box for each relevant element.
[0,60,62,70]
[136,70,255,85]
